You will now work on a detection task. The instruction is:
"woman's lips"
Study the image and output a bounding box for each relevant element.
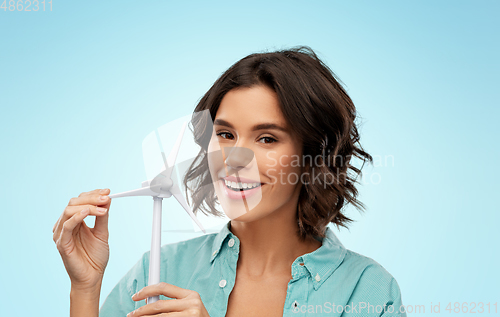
[219,179,263,200]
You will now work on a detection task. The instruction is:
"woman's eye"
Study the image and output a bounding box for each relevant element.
[259,136,277,144]
[217,132,234,140]
[217,132,276,144]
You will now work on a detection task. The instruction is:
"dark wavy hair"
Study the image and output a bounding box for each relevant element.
[183,45,373,241]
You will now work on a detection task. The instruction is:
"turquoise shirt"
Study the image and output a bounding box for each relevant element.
[100,222,406,316]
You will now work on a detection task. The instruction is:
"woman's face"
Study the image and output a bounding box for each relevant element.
[207,85,303,222]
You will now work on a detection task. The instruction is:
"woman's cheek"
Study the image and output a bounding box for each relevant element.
[282,154,304,187]
[265,168,278,186]
[259,152,278,182]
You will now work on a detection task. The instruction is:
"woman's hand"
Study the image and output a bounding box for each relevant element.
[128,282,210,317]
[53,188,112,291]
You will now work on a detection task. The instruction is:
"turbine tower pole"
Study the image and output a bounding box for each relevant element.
[147,196,163,304]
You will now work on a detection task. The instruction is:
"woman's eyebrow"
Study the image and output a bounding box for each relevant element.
[214,118,289,133]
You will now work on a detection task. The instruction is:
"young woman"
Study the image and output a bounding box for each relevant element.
[53,46,405,317]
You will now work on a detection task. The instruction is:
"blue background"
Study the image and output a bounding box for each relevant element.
[1,0,498,316]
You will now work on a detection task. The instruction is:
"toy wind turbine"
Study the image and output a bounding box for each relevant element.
[108,121,206,304]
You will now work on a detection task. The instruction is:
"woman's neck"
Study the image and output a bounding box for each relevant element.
[229,212,322,279]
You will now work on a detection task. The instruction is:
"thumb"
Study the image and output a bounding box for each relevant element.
[92,208,109,241]
[92,192,111,240]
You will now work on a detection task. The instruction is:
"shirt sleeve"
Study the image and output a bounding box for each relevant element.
[345,264,406,317]
[379,277,406,317]
[99,252,149,317]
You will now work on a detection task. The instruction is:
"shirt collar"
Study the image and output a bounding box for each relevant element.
[210,221,346,290]
[210,221,233,263]
[297,226,347,290]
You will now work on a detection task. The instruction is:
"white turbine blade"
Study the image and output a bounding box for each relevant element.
[172,189,206,233]
[108,185,161,199]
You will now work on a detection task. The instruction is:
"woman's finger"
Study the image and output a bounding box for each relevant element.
[66,204,109,216]
[137,313,185,317]
[53,190,110,236]
[54,192,109,239]
[92,200,111,241]
[68,192,110,207]
[53,205,108,243]
[78,188,109,198]
[56,208,90,254]
[132,282,194,301]
[127,298,194,317]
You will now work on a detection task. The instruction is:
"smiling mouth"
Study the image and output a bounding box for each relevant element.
[222,179,263,191]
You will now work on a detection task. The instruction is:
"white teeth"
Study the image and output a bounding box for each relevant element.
[224,180,260,190]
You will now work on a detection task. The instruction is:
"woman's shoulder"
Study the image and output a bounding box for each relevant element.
[319,229,404,310]
[341,248,399,287]
[310,238,405,315]
[341,250,405,315]
[322,228,398,284]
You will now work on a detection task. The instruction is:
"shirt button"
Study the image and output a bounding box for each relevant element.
[315,273,321,282]
[292,300,299,309]
[219,279,227,288]
[228,238,235,247]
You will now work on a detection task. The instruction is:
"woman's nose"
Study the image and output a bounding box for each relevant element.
[223,146,254,172]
